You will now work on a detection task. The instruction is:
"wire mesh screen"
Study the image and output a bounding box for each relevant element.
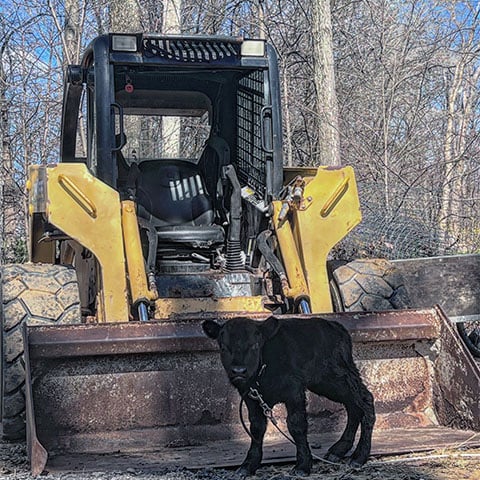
[331,182,475,261]
[236,70,266,198]
[338,210,441,260]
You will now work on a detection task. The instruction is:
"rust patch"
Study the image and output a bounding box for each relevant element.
[24,306,480,476]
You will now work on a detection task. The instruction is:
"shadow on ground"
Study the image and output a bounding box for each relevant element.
[2,438,479,480]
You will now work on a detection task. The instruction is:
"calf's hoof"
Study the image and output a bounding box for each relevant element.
[324,452,343,464]
[348,459,363,469]
[348,447,370,468]
[291,466,310,477]
[235,465,257,477]
[348,456,368,469]
[234,467,249,478]
[291,459,311,477]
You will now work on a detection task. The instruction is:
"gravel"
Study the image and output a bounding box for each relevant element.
[1,438,480,480]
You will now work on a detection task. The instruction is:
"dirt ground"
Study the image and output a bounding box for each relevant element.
[1,438,479,480]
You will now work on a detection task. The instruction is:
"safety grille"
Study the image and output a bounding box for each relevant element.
[236,70,266,198]
[143,37,241,64]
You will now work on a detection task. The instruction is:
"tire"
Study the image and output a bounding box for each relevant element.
[457,322,480,358]
[1,263,81,440]
[331,258,411,311]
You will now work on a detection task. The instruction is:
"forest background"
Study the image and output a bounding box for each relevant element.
[1,0,480,264]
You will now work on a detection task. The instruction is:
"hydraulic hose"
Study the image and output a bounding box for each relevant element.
[224,165,243,271]
[257,229,312,313]
[257,230,289,292]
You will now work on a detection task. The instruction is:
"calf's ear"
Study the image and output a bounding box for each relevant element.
[260,316,279,340]
[202,320,222,339]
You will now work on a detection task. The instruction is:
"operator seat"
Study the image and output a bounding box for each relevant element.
[134,159,225,249]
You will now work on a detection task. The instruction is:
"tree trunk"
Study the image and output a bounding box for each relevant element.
[110,0,142,157]
[0,32,24,263]
[63,0,86,157]
[311,0,341,166]
[64,0,81,65]
[110,0,142,32]
[0,41,12,262]
[439,60,480,251]
[437,2,480,252]
[162,0,182,158]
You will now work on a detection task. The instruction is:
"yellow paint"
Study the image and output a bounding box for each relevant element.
[293,166,361,313]
[27,166,42,215]
[28,166,56,263]
[58,174,98,218]
[319,176,350,217]
[154,296,270,317]
[121,200,157,303]
[43,163,130,322]
[27,162,361,322]
[272,201,310,303]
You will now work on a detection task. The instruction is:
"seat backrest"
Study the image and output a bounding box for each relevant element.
[135,160,214,227]
[198,135,231,224]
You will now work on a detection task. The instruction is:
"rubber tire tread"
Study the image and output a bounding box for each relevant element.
[457,322,480,358]
[332,258,411,311]
[1,263,81,441]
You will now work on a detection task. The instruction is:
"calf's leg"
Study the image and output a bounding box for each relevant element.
[310,373,375,466]
[324,402,362,463]
[237,399,267,476]
[285,392,312,475]
[349,387,375,467]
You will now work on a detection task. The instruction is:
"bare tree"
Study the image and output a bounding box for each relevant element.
[162,0,182,158]
[311,0,340,166]
[0,9,63,263]
[110,0,142,32]
[0,32,17,263]
[437,2,480,251]
[3,0,480,261]
[333,0,480,257]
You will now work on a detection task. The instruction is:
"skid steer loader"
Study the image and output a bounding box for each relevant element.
[1,33,479,475]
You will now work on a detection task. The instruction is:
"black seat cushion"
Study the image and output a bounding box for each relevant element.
[136,160,214,227]
[135,159,225,249]
[155,225,225,249]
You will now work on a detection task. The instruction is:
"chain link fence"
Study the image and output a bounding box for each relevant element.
[332,182,480,261]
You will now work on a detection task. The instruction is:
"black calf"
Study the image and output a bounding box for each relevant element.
[203,316,375,476]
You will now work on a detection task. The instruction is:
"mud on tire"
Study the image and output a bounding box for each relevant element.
[1,263,81,440]
[332,258,411,311]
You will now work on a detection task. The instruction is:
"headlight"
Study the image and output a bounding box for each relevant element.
[111,35,138,52]
[241,40,265,57]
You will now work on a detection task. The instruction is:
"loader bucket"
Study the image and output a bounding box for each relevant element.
[24,307,480,475]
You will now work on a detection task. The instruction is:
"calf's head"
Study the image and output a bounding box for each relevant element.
[202,317,279,388]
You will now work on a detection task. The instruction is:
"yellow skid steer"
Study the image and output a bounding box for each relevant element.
[1,33,479,475]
